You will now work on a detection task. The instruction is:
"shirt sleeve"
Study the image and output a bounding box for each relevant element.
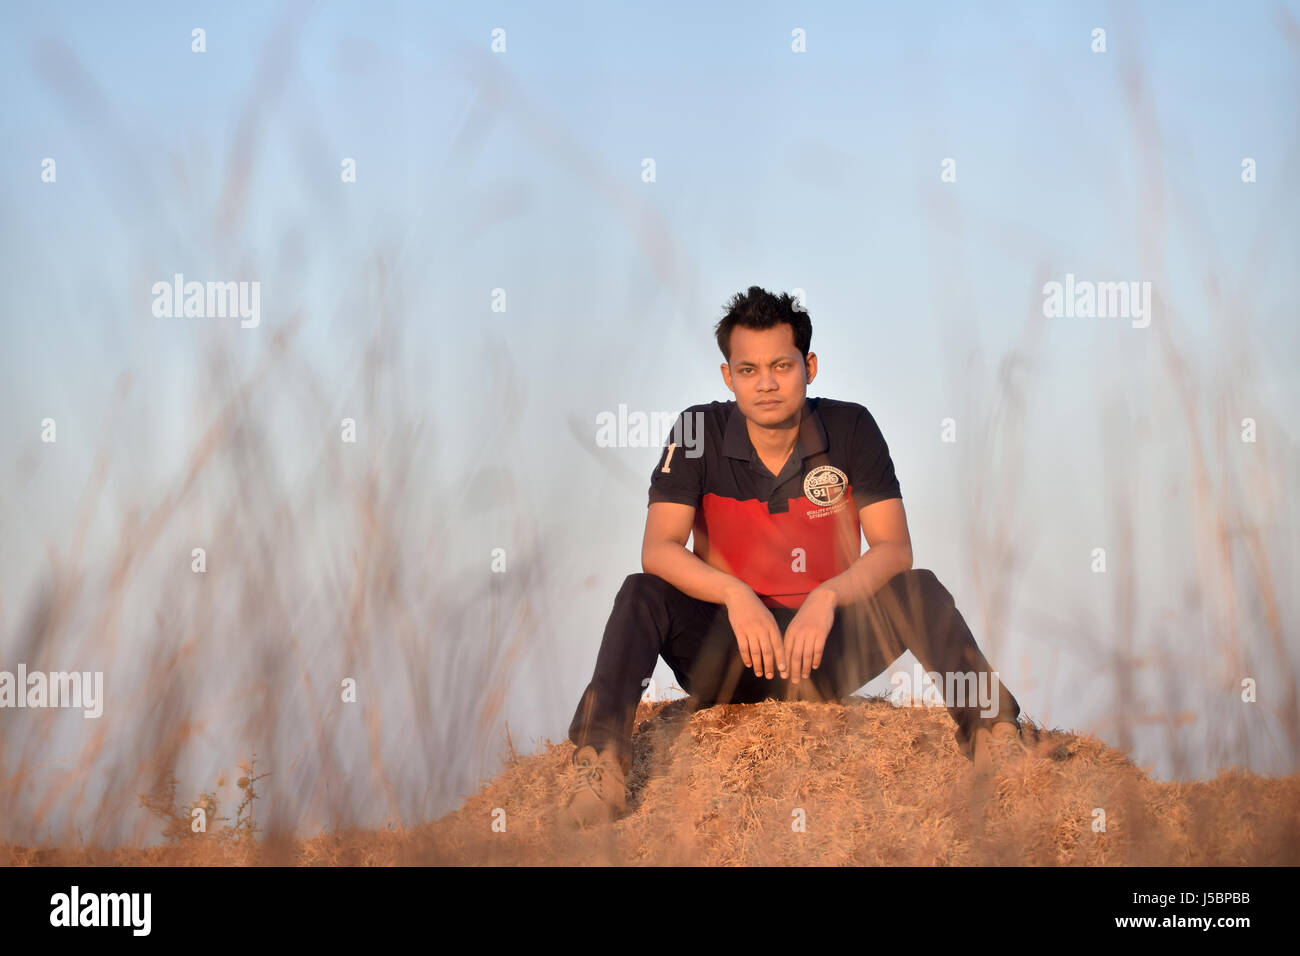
[647,408,705,508]
[849,405,902,511]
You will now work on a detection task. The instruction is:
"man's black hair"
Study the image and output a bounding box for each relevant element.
[713,285,812,365]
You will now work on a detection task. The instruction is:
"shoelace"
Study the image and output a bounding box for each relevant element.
[574,749,629,801]
[572,752,609,794]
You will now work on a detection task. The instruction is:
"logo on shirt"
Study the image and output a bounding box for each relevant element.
[803,464,848,507]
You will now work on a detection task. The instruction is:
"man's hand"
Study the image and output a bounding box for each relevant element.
[785,587,837,684]
[723,583,788,679]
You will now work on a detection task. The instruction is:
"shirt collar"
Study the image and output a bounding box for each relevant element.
[723,396,828,462]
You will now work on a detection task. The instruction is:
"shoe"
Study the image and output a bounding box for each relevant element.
[991,719,1022,741]
[562,745,628,829]
[970,720,1026,775]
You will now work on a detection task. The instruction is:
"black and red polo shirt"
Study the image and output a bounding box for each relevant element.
[647,395,902,609]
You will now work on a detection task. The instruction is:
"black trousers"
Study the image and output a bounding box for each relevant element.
[567,569,1021,774]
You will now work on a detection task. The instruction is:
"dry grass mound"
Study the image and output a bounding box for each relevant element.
[398,694,1300,866]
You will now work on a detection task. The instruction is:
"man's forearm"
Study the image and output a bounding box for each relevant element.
[642,539,748,606]
[814,542,913,608]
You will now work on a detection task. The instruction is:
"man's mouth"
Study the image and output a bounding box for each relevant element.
[757,399,781,406]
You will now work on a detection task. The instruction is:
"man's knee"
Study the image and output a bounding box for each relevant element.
[895,568,954,605]
[613,572,686,620]
[618,571,671,600]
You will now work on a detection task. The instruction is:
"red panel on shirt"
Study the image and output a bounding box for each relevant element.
[694,487,864,609]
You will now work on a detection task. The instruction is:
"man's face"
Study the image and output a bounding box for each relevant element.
[721,324,813,426]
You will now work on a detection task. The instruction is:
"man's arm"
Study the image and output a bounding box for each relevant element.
[641,501,790,679]
[641,501,747,604]
[813,498,913,607]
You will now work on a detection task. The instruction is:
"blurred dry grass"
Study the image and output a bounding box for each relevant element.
[0,310,541,852]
